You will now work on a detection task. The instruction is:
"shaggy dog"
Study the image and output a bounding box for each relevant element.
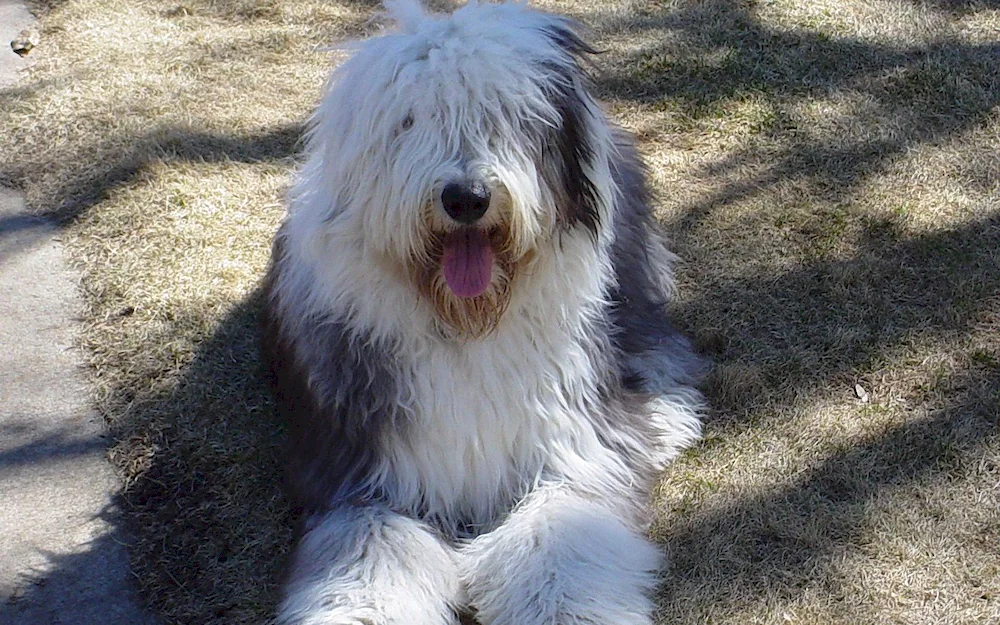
[261,2,706,624]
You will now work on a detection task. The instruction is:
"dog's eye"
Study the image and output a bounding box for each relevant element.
[400,114,414,131]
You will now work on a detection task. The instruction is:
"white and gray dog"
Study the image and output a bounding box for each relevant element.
[261,1,706,624]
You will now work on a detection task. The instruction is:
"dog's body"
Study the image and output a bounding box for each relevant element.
[261,2,705,624]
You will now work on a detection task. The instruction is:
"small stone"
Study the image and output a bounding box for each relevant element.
[10,29,39,57]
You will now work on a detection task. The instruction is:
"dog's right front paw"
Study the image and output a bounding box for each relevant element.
[277,507,463,625]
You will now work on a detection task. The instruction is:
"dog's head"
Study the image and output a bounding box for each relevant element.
[301,0,616,337]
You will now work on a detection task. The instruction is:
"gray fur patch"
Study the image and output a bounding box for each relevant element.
[261,233,403,516]
[607,135,709,392]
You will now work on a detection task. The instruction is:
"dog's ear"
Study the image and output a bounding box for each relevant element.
[538,19,604,239]
[554,85,601,240]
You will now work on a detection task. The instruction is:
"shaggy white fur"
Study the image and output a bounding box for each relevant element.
[280,507,464,625]
[262,2,706,624]
[459,486,665,625]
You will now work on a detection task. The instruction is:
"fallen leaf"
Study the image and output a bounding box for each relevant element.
[854,383,870,403]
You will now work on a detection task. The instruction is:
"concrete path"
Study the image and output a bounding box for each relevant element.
[0,7,158,624]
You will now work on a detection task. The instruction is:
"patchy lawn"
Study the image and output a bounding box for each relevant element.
[1,0,997,623]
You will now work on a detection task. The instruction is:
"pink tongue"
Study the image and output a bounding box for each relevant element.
[441,229,493,298]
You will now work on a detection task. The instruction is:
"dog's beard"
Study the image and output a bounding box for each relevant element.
[413,218,524,339]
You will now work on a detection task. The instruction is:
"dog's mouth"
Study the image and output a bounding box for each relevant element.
[440,228,494,298]
[414,218,521,338]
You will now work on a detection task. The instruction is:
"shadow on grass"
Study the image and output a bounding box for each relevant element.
[680,214,1000,424]
[597,5,1000,607]
[916,0,1000,14]
[594,0,999,111]
[659,367,998,620]
[588,0,999,227]
[657,217,999,619]
[0,122,303,227]
[103,290,292,624]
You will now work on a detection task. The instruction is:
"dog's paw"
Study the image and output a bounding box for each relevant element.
[277,507,462,625]
[459,492,662,625]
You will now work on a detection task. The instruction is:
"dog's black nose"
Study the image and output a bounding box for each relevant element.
[441,181,491,224]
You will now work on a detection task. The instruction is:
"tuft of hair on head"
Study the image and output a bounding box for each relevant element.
[382,0,430,31]
[542,19,601,59]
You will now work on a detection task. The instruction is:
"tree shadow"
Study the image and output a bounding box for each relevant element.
[679,214,1000,424]
[0,425,108,470]
[0,416,157,622]
[654,214,999,618]
[0,204,52,268]
[580,5,1000,613]
[586,0,999,230]
[658,365,998,620]
[593,0,999,107]
[0,122,303,227]
[915,0,1000,14]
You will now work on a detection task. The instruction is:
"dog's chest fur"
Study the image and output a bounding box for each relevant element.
[379,296,619,530]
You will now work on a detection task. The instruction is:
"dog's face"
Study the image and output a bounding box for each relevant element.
[305,1,613,337]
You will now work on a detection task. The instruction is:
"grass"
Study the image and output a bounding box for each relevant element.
[1,0,998,623]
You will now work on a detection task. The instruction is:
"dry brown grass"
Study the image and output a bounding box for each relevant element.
[2,0,998,623]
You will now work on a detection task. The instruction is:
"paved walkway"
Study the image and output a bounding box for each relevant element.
[0,5,158,623]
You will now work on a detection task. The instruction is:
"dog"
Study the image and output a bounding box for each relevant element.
[260,2,706,624]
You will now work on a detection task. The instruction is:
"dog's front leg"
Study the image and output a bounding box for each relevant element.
[459,486,663,625]
[278,505,463,625]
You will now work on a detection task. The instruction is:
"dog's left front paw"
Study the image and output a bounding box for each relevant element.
[458,491,662,625]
